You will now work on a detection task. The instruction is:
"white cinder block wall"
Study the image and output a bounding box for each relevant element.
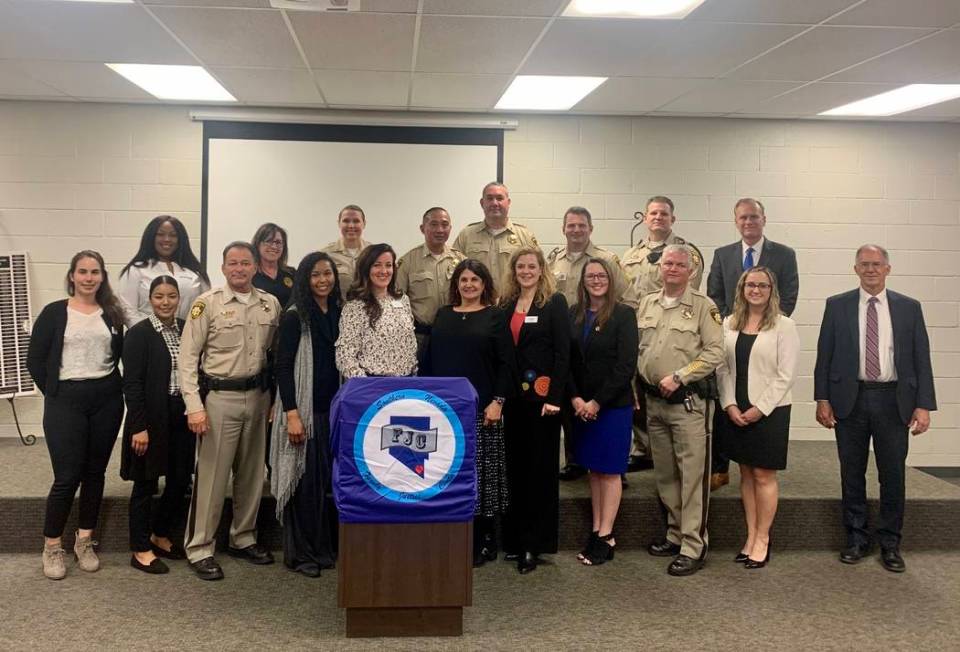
[1,102,958,466]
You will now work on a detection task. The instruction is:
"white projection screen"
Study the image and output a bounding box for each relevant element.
[203,121,503,287]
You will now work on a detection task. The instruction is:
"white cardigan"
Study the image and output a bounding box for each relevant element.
[716,314,800,416]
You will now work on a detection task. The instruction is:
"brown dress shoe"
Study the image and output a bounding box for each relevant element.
[710,473,729,491]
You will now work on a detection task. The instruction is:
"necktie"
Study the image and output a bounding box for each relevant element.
[865,297,881,381]
[743,247,755,271]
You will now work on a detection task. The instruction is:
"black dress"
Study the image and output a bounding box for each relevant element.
[722,332,791,471]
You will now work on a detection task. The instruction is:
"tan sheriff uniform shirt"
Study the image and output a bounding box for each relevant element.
[547,241,639,309]
[395,243,465,326]
[321,238,371,301]
[179,286,280,414]
[636,286,723,387]
[622,232,704,299]
[452,220,538,286]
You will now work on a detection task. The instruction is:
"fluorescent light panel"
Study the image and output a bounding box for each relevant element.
[106,64,236,102]
[819,84,960,117]
[563,0,706,19]
[496,75,607,111]
[59,0,134,3]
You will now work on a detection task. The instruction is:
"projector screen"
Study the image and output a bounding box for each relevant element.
[202,121,502,287]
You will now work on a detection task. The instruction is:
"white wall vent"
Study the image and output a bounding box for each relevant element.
[0,252,38,445]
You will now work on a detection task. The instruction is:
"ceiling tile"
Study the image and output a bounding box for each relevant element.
[290,12,415,71]
[744,82,899,116]
[314,70,409,106]
[688,0,857,24]
[151,8,304,68]
[826,29,960,82]
[0,1,194,64]
[16,61,154,100]
[0,62,66,98]
[423,0,565,17]
[143,0,272,7]
[361,0,419,12]
[213,68,324,104]
[829,0,960,28]
[573,77,707,113]
[659,80,804,114]
[416,16,548,74]
[729,26,934,81]
[411,73,510,109]
[522,20,804,78]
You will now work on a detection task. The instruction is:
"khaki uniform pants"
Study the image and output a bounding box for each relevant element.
[185,388,269,563]
[647,394,711,559]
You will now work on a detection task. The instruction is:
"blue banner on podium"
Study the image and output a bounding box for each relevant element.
[331,377,477,523]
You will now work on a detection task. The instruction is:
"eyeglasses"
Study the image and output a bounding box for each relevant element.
[745,282,771,290]
[262,239,284,249]
[584,273,608,282]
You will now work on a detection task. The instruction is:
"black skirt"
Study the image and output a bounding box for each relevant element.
[720,405,791,471]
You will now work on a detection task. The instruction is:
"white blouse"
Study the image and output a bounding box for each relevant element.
[117,260,208,327]
[335,295,418,378]
[60,308,114,381]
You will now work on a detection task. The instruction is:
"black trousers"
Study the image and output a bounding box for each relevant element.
[128,396,194,552]
[835,385,908,550]
[710,400,729,474]
[502,401,561,556]
[42,373,124,539]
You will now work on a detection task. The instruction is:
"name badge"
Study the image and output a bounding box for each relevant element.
[524,315,538,324]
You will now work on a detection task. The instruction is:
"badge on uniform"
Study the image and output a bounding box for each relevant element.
[283,276,293,288]
[681,307,694,320]
[262,302,271,312]
[190,301,205,319]
[508,235,518,245]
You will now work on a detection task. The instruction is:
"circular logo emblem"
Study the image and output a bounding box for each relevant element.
[353,389,465,503]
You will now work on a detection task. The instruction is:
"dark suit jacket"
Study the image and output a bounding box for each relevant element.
[567,303,638,409]
[120,318,188,482]
[504,292,570,406]
[707,238,799,317]
[814,288,936,424]
[26,299,123,398]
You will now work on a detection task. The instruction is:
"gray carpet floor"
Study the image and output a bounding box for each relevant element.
[2,550,958,651]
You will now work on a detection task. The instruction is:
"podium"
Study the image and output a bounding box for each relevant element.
[331,377,477,638]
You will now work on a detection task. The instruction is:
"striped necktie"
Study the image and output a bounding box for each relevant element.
[865,297,881,381]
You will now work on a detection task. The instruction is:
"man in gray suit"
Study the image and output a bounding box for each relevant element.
[706,197,799,489]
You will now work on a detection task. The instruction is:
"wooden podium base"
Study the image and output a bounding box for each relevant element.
[338,521,472,638]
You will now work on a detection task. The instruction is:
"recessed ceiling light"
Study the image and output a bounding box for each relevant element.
[58,0,135,3]
[562,0,706,19]
[819,84,960,117]
[495,75,607,111]
[106,64,237,102]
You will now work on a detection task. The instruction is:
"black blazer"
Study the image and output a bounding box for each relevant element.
[26,299,123,398]
[814,288,937,424]
[568,303,638,409]
[504,292,570,406]
[120,318,189,481]
[707,238,799,317]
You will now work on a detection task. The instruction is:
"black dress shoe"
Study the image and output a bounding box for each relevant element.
[558,463,587,481]
[647,539,682,557]
[190,557,224,581]
[130,555,169,575]
[880,548,906,573]
[668,554,704,576]
[293,562,321,578]
[151,541,186,560]
[517,552,538,575]
[227,544,274,565]
[626,456,654,472]
[839,543,871,565]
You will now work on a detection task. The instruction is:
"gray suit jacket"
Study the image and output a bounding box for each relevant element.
[707,238,799,317]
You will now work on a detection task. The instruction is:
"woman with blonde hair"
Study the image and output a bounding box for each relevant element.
[716,266,799,569]
[498,246,570,574]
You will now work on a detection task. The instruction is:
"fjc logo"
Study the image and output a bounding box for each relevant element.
[354,390,465,503]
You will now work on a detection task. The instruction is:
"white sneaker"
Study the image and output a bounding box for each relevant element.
[73,532,100,572]
[42,544,67,580]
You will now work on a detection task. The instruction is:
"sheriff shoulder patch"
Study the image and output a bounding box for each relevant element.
[190,301,205,319]
[710,307,721,325]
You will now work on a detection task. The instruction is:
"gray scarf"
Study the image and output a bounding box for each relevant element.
[269,307,314,521]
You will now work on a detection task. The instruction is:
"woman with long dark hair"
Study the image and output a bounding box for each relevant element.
[270,252,342,577]
[121,276,194,574]
[27,250,125,580]
[251,222,296,308]
[117,215,209,326]
[335,243,417,378]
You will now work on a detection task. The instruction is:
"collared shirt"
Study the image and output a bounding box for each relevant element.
[858,288,897,382]
[547,241,638,309]
[252,267,295,308]
[335,294,418,378]
[178,285,280,413]
[636,285,724,386]
[117,260,208,328]
[621,231,703,299]
[452,219,538,284]
[321,238,371,301]
[395,244,465,325]
[742,237,765,268]
[149,314,182,395]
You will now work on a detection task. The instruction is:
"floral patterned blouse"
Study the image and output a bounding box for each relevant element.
[335,294,418,378]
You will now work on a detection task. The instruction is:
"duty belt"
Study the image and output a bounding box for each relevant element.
[203,372,265,392]
[638,377,688,405]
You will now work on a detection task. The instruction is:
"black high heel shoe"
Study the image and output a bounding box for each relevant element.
[577,531,599,561]
[744,542,771,569]
[734,552,749,563]
[582,533,615,566]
